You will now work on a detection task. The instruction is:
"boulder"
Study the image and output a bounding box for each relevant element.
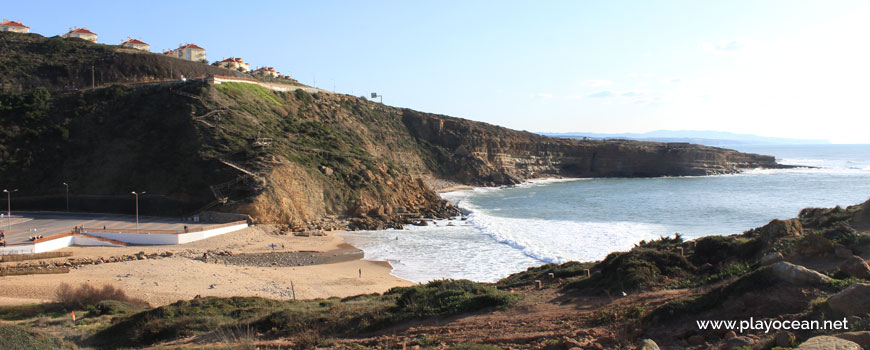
[770,262,832,285]
[726,336,753,349]
[835,245,854,259]
[637,339,659,350]
[828,283,870,317]
[760,251,784,266]
[775,331,796,348]
[839,256,870,279]
[687,335,705,346]
[797,336,861,350]
[834,332,870,349]
[751,219,803,241]
[723,330,737,340]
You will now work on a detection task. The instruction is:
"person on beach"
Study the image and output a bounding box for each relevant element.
[358,268,362,278]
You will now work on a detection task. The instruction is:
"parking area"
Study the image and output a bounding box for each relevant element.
[0,212,210,246]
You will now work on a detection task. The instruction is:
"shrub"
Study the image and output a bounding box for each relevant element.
[54,283,147,310]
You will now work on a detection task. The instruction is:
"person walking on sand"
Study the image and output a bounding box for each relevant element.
[358,268,362,278]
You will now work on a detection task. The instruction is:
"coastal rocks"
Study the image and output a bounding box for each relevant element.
[834,332,870,349]
[839,256,870,279]
[797,336,861,350]
[827,283,870,317]
[725,336,753,349]
[760,252,784,266]
[836,245,854,259]
[770,262,832,285]
[687,335,706,346]
[775,331,796,347]
[795,235,836,257]
[747,219,803,241]
[637,339,659,350]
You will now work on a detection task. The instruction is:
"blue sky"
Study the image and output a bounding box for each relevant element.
[5,1,869,143]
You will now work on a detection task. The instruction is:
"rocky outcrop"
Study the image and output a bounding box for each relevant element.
[402,109,786,186]
[828,283,870,317]
[770,262,832,285]
[839,256,870,279]
[797,336,861,350]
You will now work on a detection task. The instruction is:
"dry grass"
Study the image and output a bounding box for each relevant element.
[54,283,148,309]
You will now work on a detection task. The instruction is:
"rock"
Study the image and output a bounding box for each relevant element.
[726,336,753,349]
[775,331,796,348]
[834,332,870,349]
[828,283,870,317]
[687,335,705,346]
[797,336,861,350]
[750,218,804,241]
[637,339,659,350]
[770,261,832,285]
[839,256,870,279]
[836,245,854,259]
[318,165,333,176]
[723,330,737,340]
[760,251,784,266]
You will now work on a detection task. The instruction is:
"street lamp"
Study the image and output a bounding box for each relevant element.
[131,191,146,233]
[63,182,69,212]
[3,189,18,217]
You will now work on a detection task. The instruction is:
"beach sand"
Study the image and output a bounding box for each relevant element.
[0,226,413,306]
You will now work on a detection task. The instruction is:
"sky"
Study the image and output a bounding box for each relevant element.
[5,1,870,143]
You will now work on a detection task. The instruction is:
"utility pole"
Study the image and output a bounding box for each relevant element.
[3,189,18,217]
[131,191,146,233]
[63,182,69,212]
[91,65,95,89]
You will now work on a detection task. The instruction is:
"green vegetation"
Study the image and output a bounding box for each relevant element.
[215,82,281,106]
[648,267,776,321]
[496,261,594,289]
[0,324,70,350]
[567,248,694,293]
[89,279,517,348]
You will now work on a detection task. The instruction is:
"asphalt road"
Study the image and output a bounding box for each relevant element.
[0,212,209,246]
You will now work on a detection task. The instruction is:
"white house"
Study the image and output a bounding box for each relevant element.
[0,19,29,33]
[121,37,150,51]
[63,27,98,42]
[216,57,250,72]
[165,43,206,62]
[252,66,280,78]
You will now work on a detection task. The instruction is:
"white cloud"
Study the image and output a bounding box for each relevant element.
[535,92,553,99]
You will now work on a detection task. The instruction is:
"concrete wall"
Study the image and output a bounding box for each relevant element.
[34,235,74,253]
[73,235,124,247]
[0,245,34,255]
[84,222,248,245]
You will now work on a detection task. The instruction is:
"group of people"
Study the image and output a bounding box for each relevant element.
[0,230,5,246]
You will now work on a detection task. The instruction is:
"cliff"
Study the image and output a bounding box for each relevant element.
[0,32,785,228]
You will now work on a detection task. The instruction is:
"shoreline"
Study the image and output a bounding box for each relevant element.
[0,226,414,306]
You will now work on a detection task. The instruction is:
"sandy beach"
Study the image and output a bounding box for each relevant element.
[0,226,413,306]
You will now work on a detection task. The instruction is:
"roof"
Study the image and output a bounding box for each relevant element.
[178,43,204,50]
[219,57,245,63]
[123,38,148,45]
[1,20,28,28]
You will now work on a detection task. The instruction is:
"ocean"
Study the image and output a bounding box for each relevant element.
[341,144,870,283]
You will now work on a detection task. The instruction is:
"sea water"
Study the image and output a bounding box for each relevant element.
[341,144,870,283]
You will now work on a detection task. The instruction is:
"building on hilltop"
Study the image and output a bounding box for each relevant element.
[0,19,29,33]
[165,43,206,62]
[63,27,97,42]
[252,66,280,78]
[121,37,150,51]
[215,57,250,72]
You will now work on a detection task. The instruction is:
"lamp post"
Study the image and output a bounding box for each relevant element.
[63,182,69,212]
[3,189,18,217]
[131,191,146,233]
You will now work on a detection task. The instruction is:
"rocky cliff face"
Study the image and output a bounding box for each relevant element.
[402,109,782,186]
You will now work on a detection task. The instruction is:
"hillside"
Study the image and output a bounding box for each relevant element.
[0,32,785,228]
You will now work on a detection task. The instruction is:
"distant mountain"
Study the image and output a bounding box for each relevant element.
[542,130,830,147]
